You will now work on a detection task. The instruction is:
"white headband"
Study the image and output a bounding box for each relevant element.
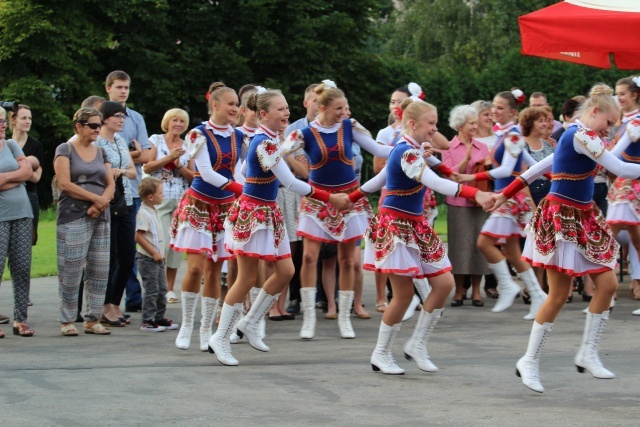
[322,79,337,89]
[255,86,267,95]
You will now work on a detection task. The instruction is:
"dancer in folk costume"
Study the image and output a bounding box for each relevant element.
[170,82,245,351]
[350,98,493,374]
[491,84,640,393]
[606,76,640,312]
[209,89,350,365]
[283,80,393,339]
[457,89,547,319]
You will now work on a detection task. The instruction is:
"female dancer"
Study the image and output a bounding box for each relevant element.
[350,98,492,374]
[492,84,640,393]
[283,80,393,339]
[209,89,350,365]
[457,90,546,319]
[170,82,244,351]
[606,76,640,308]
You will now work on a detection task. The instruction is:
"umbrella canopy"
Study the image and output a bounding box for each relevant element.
[519,0,640,69]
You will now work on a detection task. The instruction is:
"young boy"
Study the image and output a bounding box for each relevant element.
[135,177,179,332]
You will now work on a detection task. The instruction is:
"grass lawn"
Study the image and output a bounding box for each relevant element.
[3,206,449,281]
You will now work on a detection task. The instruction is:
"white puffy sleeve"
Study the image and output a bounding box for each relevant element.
[282,129,305,155]
[185,129,207,158]
[574,132,640,179]
[194,142,233,188]
[256,139,282,172]
[488,132,526,179]
[350,119,393,158]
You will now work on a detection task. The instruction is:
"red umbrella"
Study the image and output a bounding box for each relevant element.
[519,0,640,69]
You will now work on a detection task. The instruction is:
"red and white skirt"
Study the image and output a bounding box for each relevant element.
[363,208,451,279]
[606,177,640,225]
[481,190,533,242]
[169,189,234,262]
[297,184,373,244]
[423,187,438,226]
[522,197,618,277]
[224,195,291,261]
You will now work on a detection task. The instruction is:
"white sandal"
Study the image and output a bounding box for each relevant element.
[166,291,180,304]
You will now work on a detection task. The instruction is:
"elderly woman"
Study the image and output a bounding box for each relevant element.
[442,105,491,306]
[143,108,194,304]
[471,100,498,149]
[55,107,114,335]
[94,101,137,327]
[0,106,36,338]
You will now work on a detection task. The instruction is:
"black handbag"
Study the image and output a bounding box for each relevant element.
[110,175,129,217]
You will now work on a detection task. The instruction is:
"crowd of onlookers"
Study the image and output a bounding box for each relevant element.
[2,69,640,340]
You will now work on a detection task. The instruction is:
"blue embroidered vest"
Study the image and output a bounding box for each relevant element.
[243,133,280,202]
[382,142,427,216]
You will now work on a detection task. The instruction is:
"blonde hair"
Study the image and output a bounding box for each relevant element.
[314,82,344,108]
[138,176,162,199]
[207,82,236,113]
[400,98,437,130]
[160,108,189,133]
[577,84,620,118]
[245,89,283,116]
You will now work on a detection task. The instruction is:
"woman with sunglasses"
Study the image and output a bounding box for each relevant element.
[94,101,137,328]
[55,107,114,336]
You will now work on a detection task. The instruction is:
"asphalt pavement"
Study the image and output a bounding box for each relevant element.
[1,260,639,427]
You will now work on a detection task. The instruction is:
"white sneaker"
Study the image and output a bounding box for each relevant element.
[632,308,640,316]
[140,322,167,332]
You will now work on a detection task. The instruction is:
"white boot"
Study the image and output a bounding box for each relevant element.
[237,290,278,352]
[413,278,431,303]
[574,310,615,379]
[199,297,219,351]
[208,302,242,366]
[249,287,266,340]
[516,321,553,393]
[519,268,547,320]
[370,322,404,375]
[633,307,640,316]
[402,294,421,322]
[338,290,355,339]
[403,308,442,372]
[175,291,199,350]
[489,260,521,313]
[300,287,317,339]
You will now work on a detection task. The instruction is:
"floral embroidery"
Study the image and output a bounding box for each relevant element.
[364,211,446,266]
[256,139,281,172]
[491,190,533,230]
[574,125,605,159]
[531,198,618,264]
[225,198,286,252]
[299,189,373,240]
[607,177,640,220]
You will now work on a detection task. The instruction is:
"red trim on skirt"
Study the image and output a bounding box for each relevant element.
[363,263,452,279]
[522,256,612,277]
[297,230,363,244]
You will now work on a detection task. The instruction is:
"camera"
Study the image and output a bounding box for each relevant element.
[128,139,137,151]
[0,101,19,113]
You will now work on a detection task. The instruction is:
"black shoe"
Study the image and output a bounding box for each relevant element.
[315,301,327,311]
[450,299,463,307]
[100,315,125,327]
[582,293,593,302]
[286,300,300,315]
[472,299,485,307]
[125,304,142,313]
[522,291,531,305]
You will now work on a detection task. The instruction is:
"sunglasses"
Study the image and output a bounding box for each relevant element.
[81,122,102,130]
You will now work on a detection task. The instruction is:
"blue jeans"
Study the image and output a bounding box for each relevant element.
[125,198,143,308]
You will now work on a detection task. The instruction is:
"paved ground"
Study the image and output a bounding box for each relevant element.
[1,261,639,427]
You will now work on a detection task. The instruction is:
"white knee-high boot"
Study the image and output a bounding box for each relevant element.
[237,290,279,352]
[515,321,553,393]
[403,308,443,372]
[300,287,317,339]
[574,310,615,379]
[249,287,266,340]
[175,291,199,350]
[338,290,355,339]
[208,302,242,366]
[519,268,547,320]
[199,297,218,351]
[489,259,521,313]
[413,278,431,303]
[370,322,404,375]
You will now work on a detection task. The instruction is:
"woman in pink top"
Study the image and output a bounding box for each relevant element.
[442,106,491,307]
